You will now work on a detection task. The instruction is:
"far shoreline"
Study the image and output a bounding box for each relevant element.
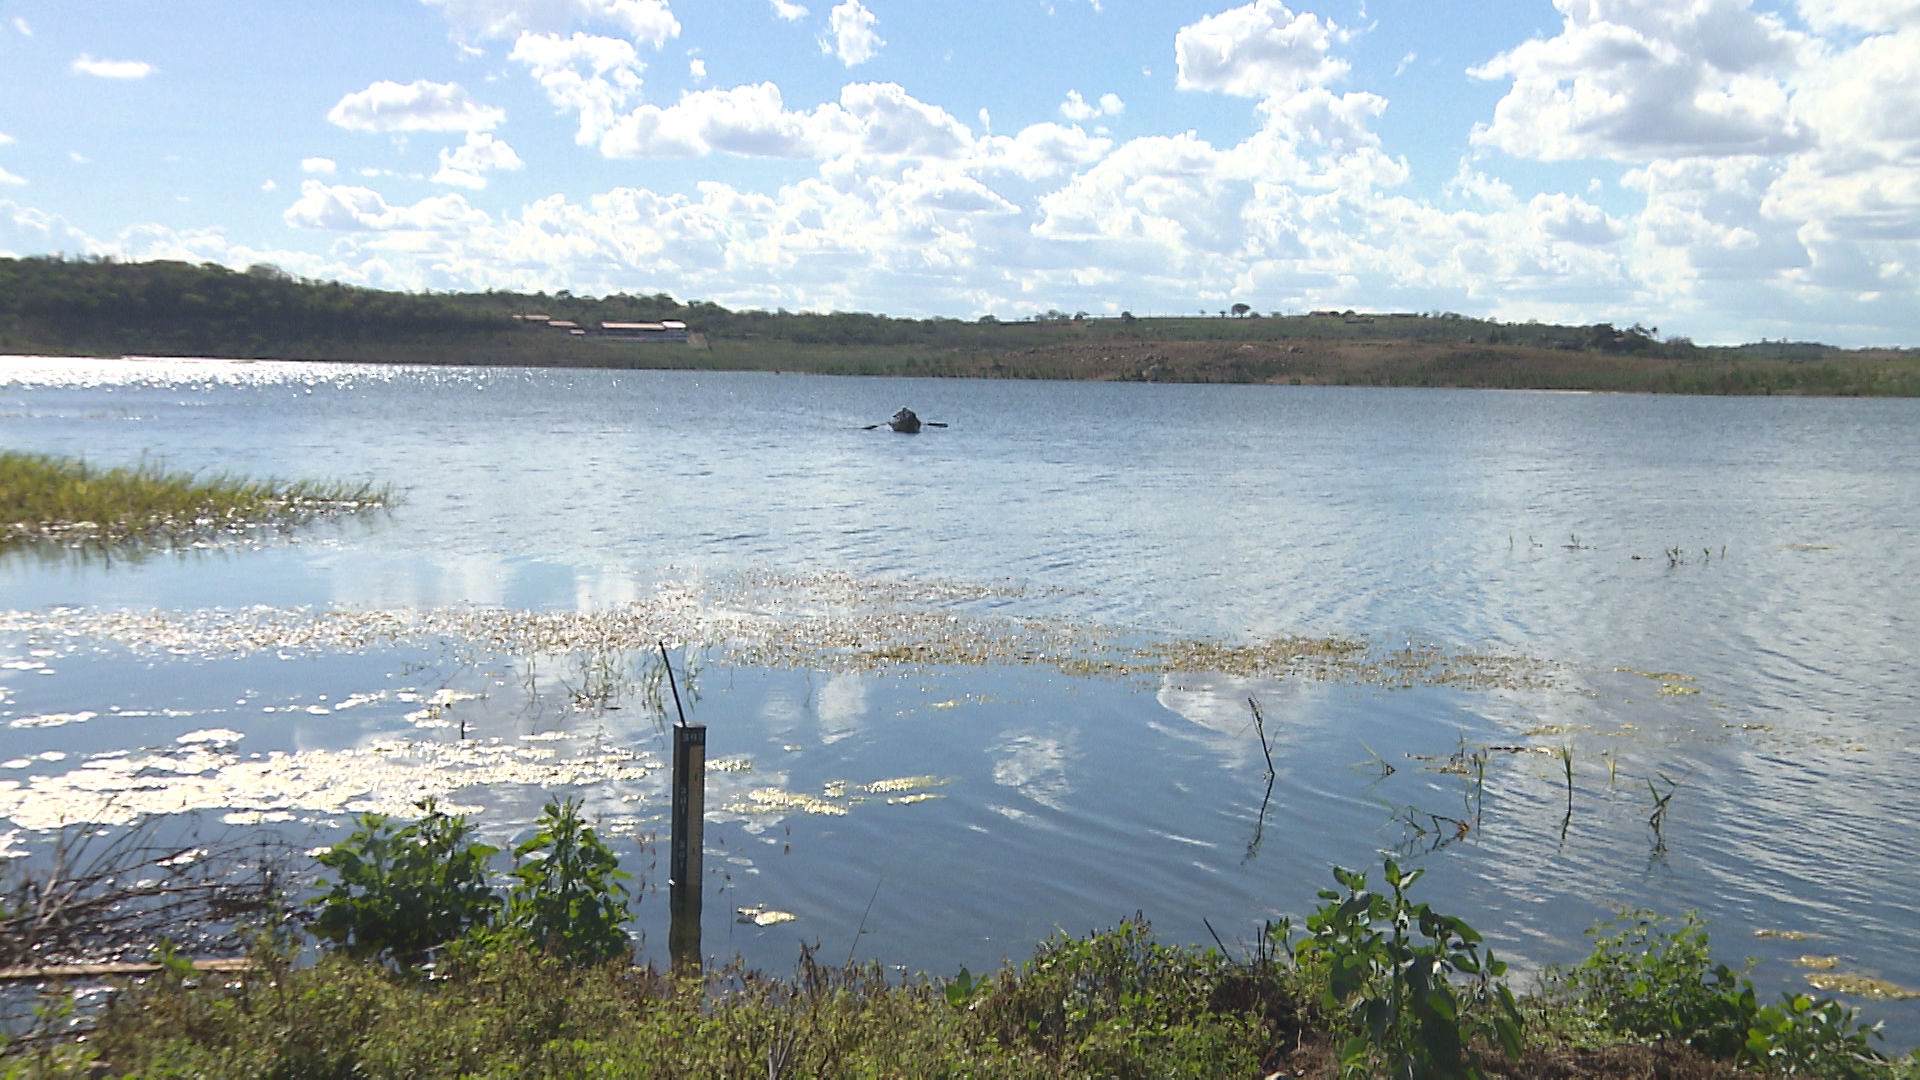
[5,344,1916,399]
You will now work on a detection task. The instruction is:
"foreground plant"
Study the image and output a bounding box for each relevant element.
[312,799,499,969]
[485,797,635,966]
[1290,860,1523,1080]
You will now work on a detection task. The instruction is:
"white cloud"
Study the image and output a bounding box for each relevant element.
[1794,0,1920,31]
[823,0,882,67]
[0,167,24,186]
[327,80,506,133]
[14,0,1920,345]
[770,0,809,20]
[283,181,491,232]
[261,179,278,192]
[433,132,525,188]
[301,157,338,175]
[11,18,29,35]
[425,0,681,47]
[71,55,157,80]
[689,57,706,81]
[1469,0,1810,162]
[0,133,13,146]
[510,32,646,145]
[1175,0,1347,99]
[67,151,89,164]
[595,80,973,160]
[974,124,1111,180]
[1791,27,1920,168]
[589,82,805,158]
[1,200,102,259]
[1059,90,1124,122]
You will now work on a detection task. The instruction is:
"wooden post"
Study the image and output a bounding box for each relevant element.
[668,722,706,970]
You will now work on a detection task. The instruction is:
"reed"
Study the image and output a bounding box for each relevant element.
[0,450,391,548]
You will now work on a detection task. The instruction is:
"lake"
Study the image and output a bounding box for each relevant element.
[3,357,1917,1042]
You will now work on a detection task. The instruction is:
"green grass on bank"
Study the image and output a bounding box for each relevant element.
[22,907,1916,1080]
[10,818,1919,1080]
[0,450,391,548]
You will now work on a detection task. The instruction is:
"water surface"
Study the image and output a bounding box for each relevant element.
[3,358,1917,1042]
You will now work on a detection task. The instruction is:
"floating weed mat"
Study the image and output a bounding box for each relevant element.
[720,775,950,819]
[734,905,797,926]
[0,736,657,831]
[1790,956,1842,970]
[1616,668,1705,697]
[1803,972,1920,1000]
[0,449,391,552]
[0,571,1564,692]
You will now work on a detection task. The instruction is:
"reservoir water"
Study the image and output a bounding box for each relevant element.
[2,358,1917,1042]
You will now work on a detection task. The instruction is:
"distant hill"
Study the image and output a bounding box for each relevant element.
[2,256,1912,395]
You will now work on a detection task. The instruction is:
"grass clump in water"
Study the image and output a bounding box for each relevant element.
[0,449,390,548]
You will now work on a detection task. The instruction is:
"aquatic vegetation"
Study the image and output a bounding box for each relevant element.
[736,905,796,926]
[1805,974,1920,1002]
[727,788,848,817]
[0,569,1564,692]
[0,448,391,550]
[858,775,947,794]
[0,736,656,830]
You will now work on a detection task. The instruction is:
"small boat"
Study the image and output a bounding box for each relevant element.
[888,407,922,434]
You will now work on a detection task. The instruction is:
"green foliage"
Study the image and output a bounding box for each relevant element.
[1746,994,1888,1080]
[1554,911,1893,1080]
[85,948,1068,1079]
[943,965,988,1010]
[1558,911,1753,1054]
[312,800,500,969]
[0,254,504,356]
[496,798,634,966]
[971,916,1290,1080]
[1296,860,1523,1080]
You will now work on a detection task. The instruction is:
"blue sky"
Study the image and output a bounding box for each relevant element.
[2,0,1918,345]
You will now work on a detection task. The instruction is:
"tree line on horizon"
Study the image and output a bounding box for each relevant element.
[0,254,1851,362]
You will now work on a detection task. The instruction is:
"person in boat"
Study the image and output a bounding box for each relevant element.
[888,407,922,433]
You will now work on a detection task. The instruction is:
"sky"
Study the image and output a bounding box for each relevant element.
[2,0,1918,346]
